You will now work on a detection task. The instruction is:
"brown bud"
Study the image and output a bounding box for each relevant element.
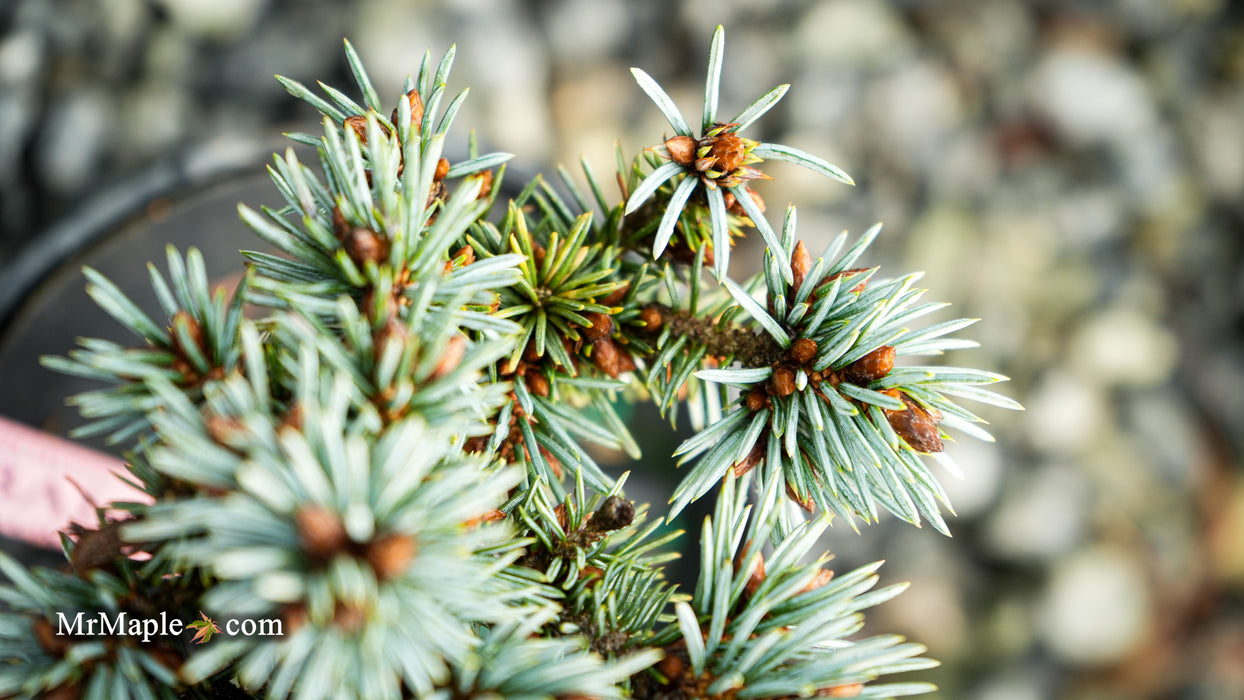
[884,392,944,453]
[170,310,207,359]
[614,344,637,374]
[817,683,864,698]
[297,506,349,559]
[699,240,716,267]
[170,357,194,381]
[732,187,764,216]
[474,169,494,199]
[434,157,451,182]
[791,240,812,295]
[447,244,475,274]
[785,482,816,512]
[746,552,766,599]
[342,227,389,266]
[706,131,746,173]
[578,565,605,587]
[344,114,369,144]
[32,617,71,656]
[523,340,543,363]
[656,647,686,682]
[788,337,818,366]
[282,403,304,431]
[464,508,505,528]
[769,366,797,397]
[826,371,841,389]
[67,521,126,573]
[204,414,244,446]
[842,345,896,385]
[598,283,630,307]
[589,339,634,378]
[463,435,490,454]
[365,533,418,580]
[579,311,614,341]
[803,568,835,594]
[732,438,766,477]
[664,135,697,166]
[526,371,550,398]
[589,496,635,532]
[452,245,476,268]
[40,683,83,700]
[333,602,368,634]
[590,339,620,378]
[281,603,308,635]
[553,502,570,531]
[429,334,467,381]
[531,244,547,270]
[391,89,425,134]
[745,386,769,412]
[822,267,869,294]
[499,359,520,377]
[373,317,409,360]
[734,542,766,601]
[541,447,565,479]
[426,180,447,207]
[332,206,350,239]
[638,305,663,333]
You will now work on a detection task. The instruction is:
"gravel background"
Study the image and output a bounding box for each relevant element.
[3,1,1243,698]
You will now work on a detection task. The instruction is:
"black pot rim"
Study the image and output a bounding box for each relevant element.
[0,138,280,338]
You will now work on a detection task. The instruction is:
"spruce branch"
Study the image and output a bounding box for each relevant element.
[39,247,249,446]
[626,25,852,280]
[508,473,682,658]
[640,304,786,368]
[125,349,531,698]
[0,545,208,699]
[634,473,937,699]
[664,211,1019,532]
[10,27,1026,700]
[437,609,662,700]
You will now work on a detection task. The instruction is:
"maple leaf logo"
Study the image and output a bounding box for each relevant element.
[187,611,221,645]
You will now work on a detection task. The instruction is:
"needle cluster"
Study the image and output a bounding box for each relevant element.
[1,28,1018,700]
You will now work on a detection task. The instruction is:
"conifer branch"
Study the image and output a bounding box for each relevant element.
[3,26,1022,700]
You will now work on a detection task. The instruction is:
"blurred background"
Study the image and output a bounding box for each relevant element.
[2,0,1243,698]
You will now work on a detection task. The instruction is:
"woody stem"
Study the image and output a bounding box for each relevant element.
[648,305,784,367]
